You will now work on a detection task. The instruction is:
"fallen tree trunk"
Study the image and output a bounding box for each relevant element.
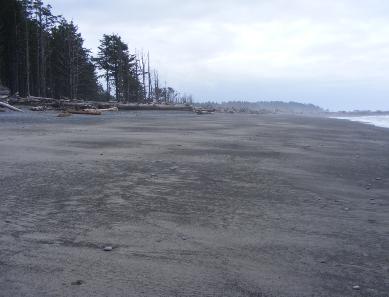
[84,107,118,113]
[0,101,23,112]
[68,109,101,115]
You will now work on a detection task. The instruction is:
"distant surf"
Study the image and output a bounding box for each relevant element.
[335,115,389,128]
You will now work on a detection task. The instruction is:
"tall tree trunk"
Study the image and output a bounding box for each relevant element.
[12,9,19,94]
[106,70,110,100]
[141,51,146,101]
[25,16,30,97]
[147,52,152,102]
[36,18,41,96]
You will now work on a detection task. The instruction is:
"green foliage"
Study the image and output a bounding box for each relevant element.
[94,34,141,102]
[0,0,103,100]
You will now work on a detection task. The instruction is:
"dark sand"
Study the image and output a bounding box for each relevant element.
[0,111,388,297]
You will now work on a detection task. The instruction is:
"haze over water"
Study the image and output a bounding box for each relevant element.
[337,115,389,129]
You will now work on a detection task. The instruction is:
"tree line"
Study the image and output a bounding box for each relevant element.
[0,0,192,104]
[197,101,325,114]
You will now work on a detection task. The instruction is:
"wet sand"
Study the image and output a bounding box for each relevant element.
[1,111,389,297]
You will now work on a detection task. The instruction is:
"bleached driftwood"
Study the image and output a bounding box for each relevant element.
[68,109,102,115]
[0,101,23,112]
[84,107,118,113]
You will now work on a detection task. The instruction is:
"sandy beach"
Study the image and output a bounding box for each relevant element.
[1,111,388,297]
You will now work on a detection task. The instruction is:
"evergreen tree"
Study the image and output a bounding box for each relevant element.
[0,0,188,103]
[94,34,141,102]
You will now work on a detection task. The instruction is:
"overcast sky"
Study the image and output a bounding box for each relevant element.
[48,0,389,111]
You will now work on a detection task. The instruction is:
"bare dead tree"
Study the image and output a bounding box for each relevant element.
[140,50,147,102]
[147,51,152,102]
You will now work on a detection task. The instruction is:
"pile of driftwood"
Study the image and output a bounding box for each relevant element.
[2,93,195,116]
[118,103,193,112]
[5,96,120,116]
[194,107,216,115]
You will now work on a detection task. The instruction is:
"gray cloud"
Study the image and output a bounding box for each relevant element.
[48,0,389,110]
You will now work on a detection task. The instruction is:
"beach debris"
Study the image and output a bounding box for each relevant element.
[0,101,23,112]
[71,280,84,286]
[103,246,113,252]
[118,103,193,111]
[68,109,102,115]
[57,112,72,117]
[194,107,215,115]
[30,106,46,111]
[352,285,361,290]
[84,107,118,113]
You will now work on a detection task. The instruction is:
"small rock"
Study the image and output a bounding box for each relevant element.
[71,280,84,286]
[352,285,361,290]
[375,177,382,181]
[103,246,113,252]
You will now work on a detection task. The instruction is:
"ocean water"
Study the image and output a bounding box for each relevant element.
[336,115,389,129]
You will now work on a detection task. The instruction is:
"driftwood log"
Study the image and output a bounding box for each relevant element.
[84,107,118,113]
[68,109,102,115]
[0,101,23,112]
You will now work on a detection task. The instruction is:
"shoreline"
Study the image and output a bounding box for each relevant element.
[333,114,389,129]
